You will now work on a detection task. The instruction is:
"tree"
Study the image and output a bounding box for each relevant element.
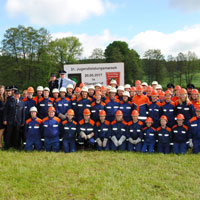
[89,48,105,59]
[166,55,176,84]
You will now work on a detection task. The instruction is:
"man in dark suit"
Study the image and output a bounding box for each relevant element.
[3,90,25,149]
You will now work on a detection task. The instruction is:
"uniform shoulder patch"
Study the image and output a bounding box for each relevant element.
[105,98,110,104]
[190,116,197,123]
[26,118,31,124]
[22,98,27,102]
[138,121,143,126]
[54,117,61,123]
[142,127,147,131]
[111,120,116,125]
[101,102,106,106]
[152,127,156,131]
[91,102,95,107]
[157,127,161,131]
[104,120,110,126]
[122,120,127,125]
[166,127,171,132]
[72,121,77,125]
[56,98,61,102]
[38,97,44,103]
[65,97,70,101]
[62,120,68,125]
[172,125,177,129]
[79,119,84,125]
[42,116,49,123]
[36,118,42,124]
[183,125,188,131]
[128,121,133,126]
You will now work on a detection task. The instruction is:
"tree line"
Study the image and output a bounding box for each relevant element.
[0,25,199,89]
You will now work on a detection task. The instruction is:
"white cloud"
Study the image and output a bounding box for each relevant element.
[5,0,106,25]
[169,0,200,12]
[130,25,200,58]
[52,29,128,58]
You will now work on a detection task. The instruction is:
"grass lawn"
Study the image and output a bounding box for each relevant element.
[0,150,199,200]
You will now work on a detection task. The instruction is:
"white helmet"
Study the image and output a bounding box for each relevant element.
[142,82,148,87]
[117,86,124,91]
[52,88,59,93]
[81,86,88,92]
[123,91,130,97]
[107,85,112,90]
[30,106,38,112]
[88,85,95,90]
[37,86,44,91]
[109,87,117,93]
[95,83,102,88]
[60,87,66,93]
[110,79,117,85]
[152,81,158,85]
[156,84,162,90]
[124,84,131,89]
[67,84,73,89]
[43,87,50,92]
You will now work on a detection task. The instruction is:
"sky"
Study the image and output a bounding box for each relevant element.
[1,0,200,58]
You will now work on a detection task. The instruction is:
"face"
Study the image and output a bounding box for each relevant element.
[50,76,56,81]
[146,90,152,96]
[100,115,106,122]
[67,88,73,95]
[152,84,157,90]
[37,90,43,97]
[43,90,49,98]
[180,93,187,101]
[151,95,158,102]
[0,87,4,95]
[146,121,152,127]
[168,88,174,93]
[177,119,184,126]
[142,86,147,91]
[110,92,116,99]
[110,84,117,88]
[160,119,167,127]
[14,93,20,100]
[27,92,33,98]
[95,87,101,91]
[123,96,128,102]
[136,90,142,96]
[88,89,94,96]
[75,92,81,97]
[175,89,180,96]
[53,92,59,99]
[191,93,198,101]
[6,90,12,96]
[116,115,122,121]
[196,110,200,118]
[96,94,101,101]
[117,90,123,96]
[125,88,130,92]
[101,90,106,96]
[67,114,74,121]
[130,91,135,97]
[165,94,171,102]
[48,110,55,118]
[82,91,87,98]
[132,115,138,122]
[156,89,162,94]
[31,111,37,118]
[60,92,66,98]
[23,91,28,98]
[187,88,193,94]
[84,115,90,122]
[60,74,65,79]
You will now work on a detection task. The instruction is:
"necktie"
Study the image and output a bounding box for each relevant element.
[60,79,63,89]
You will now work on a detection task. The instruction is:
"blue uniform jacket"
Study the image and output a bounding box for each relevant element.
[127,120,143,139]
[111,120,128,140]
[22,97,37,120]
[172,124,188,143]
[54,97,71,115]
[119,101,133,122]
[161,101,175,127]
[189,117,200,140]
[61,120,77,140]
[95,120,111,139]
[78,119,95,136]
[142,127,156,143]
[105,98,120,121]
[91,101,105,122]
[156,126,171,144]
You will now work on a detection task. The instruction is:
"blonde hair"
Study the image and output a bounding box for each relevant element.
[178,94,191,105]
[0,85,5,102]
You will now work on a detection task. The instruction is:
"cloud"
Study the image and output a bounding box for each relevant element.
[169,0,200,12]
[130,25,200,58]
[5,0,107,25]
[52,29,128,58]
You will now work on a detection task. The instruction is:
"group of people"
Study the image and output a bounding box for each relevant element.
[0,70,200,154]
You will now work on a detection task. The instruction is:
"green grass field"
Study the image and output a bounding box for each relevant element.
[0,150,199,200]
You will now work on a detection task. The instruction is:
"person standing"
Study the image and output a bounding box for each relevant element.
[58,70,76,89]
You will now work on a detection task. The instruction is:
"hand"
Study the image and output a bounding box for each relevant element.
[3,121,7,125]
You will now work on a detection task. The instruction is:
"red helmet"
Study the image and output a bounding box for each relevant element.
[67,109,75,115]
[27,87,34,93]
[79,83,85,88]
[130,86,136,92]
[99,110,106,116]
[135,80,141,85]
[195,105,200,111]
[136,85,143,91]
[160,115,168,122]
[83,108,91,115]
[191,89,199,95]
[180,88,187,95]
[165,90,172,96]
[151,90,158,96]
[177,114,185,120]
[146,86,152,92]
[48,106,55,112]
[175,85,181,90]
[145,117,153,123]
[131,110,139,116]
[115,110,123,116]
[101,86,107,91]
[75,87,81,93]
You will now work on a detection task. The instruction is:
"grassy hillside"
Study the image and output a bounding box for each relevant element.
[0,151,199,200]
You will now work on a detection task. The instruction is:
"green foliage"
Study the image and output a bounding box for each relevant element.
[0,151,200,200]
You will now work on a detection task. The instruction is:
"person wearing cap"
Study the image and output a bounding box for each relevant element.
[77,108,95,148]
[22,90,28,100]
[0,85,5,148]
[5,86,12,102]
[90,91,105,122]
[132,85,149,122]
[24,106,42,151]
[22,87,37,120]
[172,114,188,154]
[37,87,54,119]
[52,88,59,102]
[88,85,95,101]
[167,83,175,94]
[42,106,61,152]
[142,82,148,95]
[190,89,200,109]
[94,83,102,92]
[135,80,141,87]
[110,110,127,151]
[3,89,25,149]
[110,79,117,88]
[119,91,133,122]
[156,115,172,154]
[146,86,153,102]
[148,90,162,128]
[116,86,124,101]
[171,85,181,102]
[141,117,156,153]
[158,91,165,103]
[10,85,18,96]
[127,110,143,152]
[155,84,162,94]
[130,87,136,99]
[161,90,175,128]
[151,81,158,90]
[100,86,107,102]
[124,84,131,92]
[61,109,77,153]
[33,86,44,104]
[58,70,76,89]
[49,73,58,94]
[66,84,74,100]
[95,110,111,151]
[189,105,200,154]
[106,85,112,95]
[105,87,120,122]
[175,88,195,125]
[54,87,71,121]
[187,83,195,99]
[76,86,92,121]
